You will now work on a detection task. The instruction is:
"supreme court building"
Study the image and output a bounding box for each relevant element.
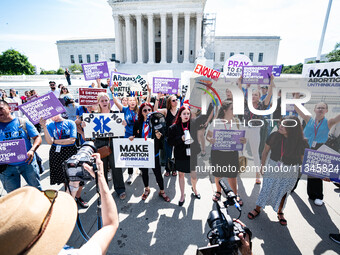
[56,0,280,74]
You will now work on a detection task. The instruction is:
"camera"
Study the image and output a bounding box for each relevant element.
[197,179,252,255]
[63,141,97,182]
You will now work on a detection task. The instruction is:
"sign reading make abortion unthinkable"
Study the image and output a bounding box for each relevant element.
[153,77,180,94]
[19,92,65,125]
[82,61,110,81]
[83,113,125,139]
[110,72,148,97]
[79,88,107,106]
[224,54,252,77]
[212,130,246,151]
[301,149,340,182]
[113,138,155,168]
[0,139,27,164]
[242,66,273,85]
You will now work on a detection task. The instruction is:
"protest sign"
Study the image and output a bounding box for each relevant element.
[0,139,27,164]
[19,92,65,125]
[8,102,19,112]
[301,149,340,182]
[83,113,125,139]
[272,65,283,77]
[78,88,106,106]
[302,61,340,95]
[193,64,221,81]
[82,61,110,81]
[153,77,180,94]
[212,130,245,151]
[113,138,155,168]
[27,95,38,102]
[242,66,273,85]
[110,72,148,97]
[224,54,252,77]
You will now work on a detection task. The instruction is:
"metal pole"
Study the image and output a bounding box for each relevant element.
[316,0,332,63]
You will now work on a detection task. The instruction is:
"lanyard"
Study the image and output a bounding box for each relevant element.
[314,118,324,137]
[55,122,63,139]
[223,119,232,130]
[128,108,136,123]
[181,122,189,131]
[280,138,285,161]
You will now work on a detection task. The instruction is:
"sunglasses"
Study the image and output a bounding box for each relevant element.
[143,108,152,113]
[171,99,177,102]
[19,190,58,255]
[62,88,67,90]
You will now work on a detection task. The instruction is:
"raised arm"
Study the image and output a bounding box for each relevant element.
[146,83,151,104]
[154,93,167,116]
[328,114,340,130]
[40,118,54,145]
[263,74,274,107]
[293,93,311,123]
[110,87,123,112]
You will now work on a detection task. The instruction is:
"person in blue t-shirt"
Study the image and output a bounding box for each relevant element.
[0,100,42,193]
[75,105,97,145]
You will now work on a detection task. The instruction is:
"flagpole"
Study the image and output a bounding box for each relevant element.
[316,0,333,63]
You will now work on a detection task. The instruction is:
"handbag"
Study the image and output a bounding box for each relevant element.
[97,145,112,159]
[238,151,248,173]
[167,158,176,172]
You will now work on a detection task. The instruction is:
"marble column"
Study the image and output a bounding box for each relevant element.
[195,13,203,57]
[147,14,154,64]
[183,13,190,63]
[171,13,178,64]
[125,14,132,64]
[113,15,122,63]
[136,14,143,64]
[160,13,167,64]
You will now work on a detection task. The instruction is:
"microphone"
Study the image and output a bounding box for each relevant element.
[218,179,241,212]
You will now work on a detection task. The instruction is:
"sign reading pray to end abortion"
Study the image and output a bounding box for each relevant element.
[272,65,283,77]
[153,77,180,94]
[19,92,66,124]
[242,66,273,85]
[0,139,27,164]
[110,72,148,97]
[224,54,252,77]
[82,61,110,81]
[83,113,125,139]
[212,130,245,151]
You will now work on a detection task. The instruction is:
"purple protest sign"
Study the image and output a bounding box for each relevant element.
[82,61,109,81]
[153,77,180,94]
[272,65,283,77]
[302,149,340,182]
[212,130,245,151]
[0,139,27,164]
[242,66,273,85]
[18,92,66,124]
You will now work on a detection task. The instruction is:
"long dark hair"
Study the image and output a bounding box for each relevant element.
[173,106,190,126]
[282,116,307,158]
[217,101,232,119]
[137,102,153,122]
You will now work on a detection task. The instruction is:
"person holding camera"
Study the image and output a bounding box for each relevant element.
[132,102,170,202]
[0,153,119,255]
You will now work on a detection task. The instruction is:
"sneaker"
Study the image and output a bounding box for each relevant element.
[126,174,133,185]
[76,197,89,208]
[329,234,340,244]
[314,199,324,206]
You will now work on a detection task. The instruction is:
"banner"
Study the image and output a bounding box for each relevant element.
[26,95,38,102]
[224,54,252,77]
[82,61,110,81]
[19,92,65,124]
[83,113,125,138]
[242,66,273,84]
[212,130,245,151]
[272,65,283,77]
[78,88,106,106]
[110,72,148,97]
[301,149,340,182]
[193,64,221,81]
[153,77,180,94]
[301,61,340,95]
[8,102,19,112]
[113,138,155,168]
[0,139,27,164]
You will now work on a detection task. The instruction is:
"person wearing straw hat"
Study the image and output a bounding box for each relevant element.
[0,153,119,255]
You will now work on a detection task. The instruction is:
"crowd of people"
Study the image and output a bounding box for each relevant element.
[1,72,340,251]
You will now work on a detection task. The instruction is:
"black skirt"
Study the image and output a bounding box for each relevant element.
[49,145,77,185]
[176,159,191,173]
[211,150,239,178]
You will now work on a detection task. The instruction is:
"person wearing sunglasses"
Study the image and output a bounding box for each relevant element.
[48,81,61,98]
[131,103,170,202]
[0,153,119,255]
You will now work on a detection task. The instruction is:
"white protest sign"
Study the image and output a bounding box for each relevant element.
[113,138,155,168]
[110,72,148,97]
[224,54,252,77]
[83,113,125,139]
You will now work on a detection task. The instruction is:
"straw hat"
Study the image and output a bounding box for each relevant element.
[0,187,77,255]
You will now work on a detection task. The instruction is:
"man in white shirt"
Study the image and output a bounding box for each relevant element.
[49,81,61,98]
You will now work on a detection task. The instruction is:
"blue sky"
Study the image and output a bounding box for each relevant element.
[0,0,339,70]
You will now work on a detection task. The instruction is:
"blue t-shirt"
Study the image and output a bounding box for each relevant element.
[76,106,89,117]
[0,118,39,166]
[122,106,138,137]
[304,118,329,147]
[47,119,77,147]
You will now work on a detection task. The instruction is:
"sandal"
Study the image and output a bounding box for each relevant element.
[164,171,170,177]
[119,192,126,200]
[212,192,222,202]
[141,188,150,200]
[256,178,261,184]
[236,195,243,206]
[277,212,287,226]
[248,209,260,220]
[191,187,201,199]
[172,171,177,176]
[159,191,170,202]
